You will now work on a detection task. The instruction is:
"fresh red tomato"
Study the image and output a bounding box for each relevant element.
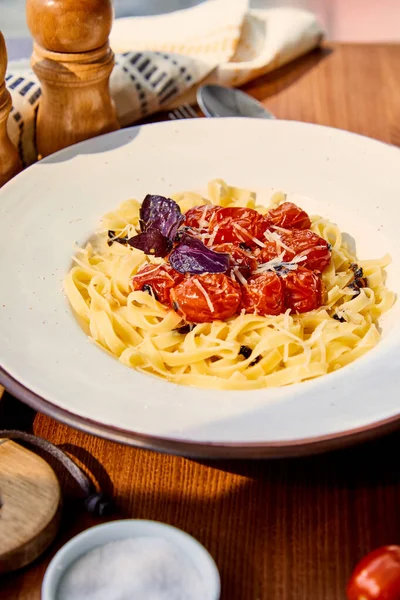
[241,272,285,316]
[208,207,270,247]
[184,205,219,230]
[170,273,241,323]
[132,264,184,306]
[284,267,325,313]
[267,201,311,230]
[256,229,331,273]
[212,243,257,279]
[347,546,400,600]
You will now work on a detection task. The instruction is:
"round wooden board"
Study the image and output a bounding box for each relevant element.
[0,438,61,573]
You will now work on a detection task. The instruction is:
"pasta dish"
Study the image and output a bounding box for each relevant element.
[65,180,394,390]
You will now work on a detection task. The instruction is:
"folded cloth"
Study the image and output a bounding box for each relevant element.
[5,0,323,167]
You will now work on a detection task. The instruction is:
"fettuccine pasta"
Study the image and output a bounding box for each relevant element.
[64,180,394,390]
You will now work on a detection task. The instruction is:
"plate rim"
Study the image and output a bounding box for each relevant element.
[2,366,399,458]
[2,118,400,457]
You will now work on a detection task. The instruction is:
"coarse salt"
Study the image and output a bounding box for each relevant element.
[57,536,209,600]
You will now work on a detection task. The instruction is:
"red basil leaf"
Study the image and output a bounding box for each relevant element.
[140,194,185,239]
[128,228,172,257]
[169,233,230,274]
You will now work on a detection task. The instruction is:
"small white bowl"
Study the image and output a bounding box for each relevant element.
[42,519,220,600]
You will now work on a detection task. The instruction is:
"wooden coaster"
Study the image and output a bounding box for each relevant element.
[0,438,61,573]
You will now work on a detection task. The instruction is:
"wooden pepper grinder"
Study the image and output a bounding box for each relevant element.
[0,32,22,188]
[26,0,120,158]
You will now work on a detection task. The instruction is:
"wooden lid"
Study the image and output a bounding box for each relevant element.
[26,0,113,53]
[0,439,61,573]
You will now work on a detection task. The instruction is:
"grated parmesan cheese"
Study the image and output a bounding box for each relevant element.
[133,264,161,278]
[198,231,211,245]
[272,322,307,348]
[232,222,266,248]
[193,279,215,313]
[264,230,293,253]
[97,224,131,239]
[291,255,308,264]
[254,254,307,275]
[233,267,248,286]
[307,320,327,345]
[207,223,220,247]
[163,270,176,283]
[283,308,291,330]
[335,309,347,321]
[283,342,289,363]
[303,344,312,367]
[198,205,210,230]
[270,225,292,234]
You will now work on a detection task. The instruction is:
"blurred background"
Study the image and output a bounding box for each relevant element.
[3,0,400,60]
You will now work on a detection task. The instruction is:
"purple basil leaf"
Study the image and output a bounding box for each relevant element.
[128,228,172,257]
[169,233,230,274]
[140,194,185,239]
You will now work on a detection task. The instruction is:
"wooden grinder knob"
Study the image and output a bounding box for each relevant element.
[26,0,119,158]
[0,32,22,188]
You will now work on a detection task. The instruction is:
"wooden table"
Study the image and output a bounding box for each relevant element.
[1,43,400,600]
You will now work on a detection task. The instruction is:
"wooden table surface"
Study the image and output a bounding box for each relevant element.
[1,43,400,600]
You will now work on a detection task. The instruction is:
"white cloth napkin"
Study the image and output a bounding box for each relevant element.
[6,0,323,167]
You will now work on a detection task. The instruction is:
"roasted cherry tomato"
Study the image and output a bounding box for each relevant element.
[170,273,241,323]
[212,243,257,279]
[347,546,400,600]
[132,264,184,306]
[208,207,270,247]
[254,239,284,265]
[241,272,285,316]
[282,230,331,272]
[256,229,331,273]
[267,201,311,230]
[284,267,325,313]
[184,205,219,230]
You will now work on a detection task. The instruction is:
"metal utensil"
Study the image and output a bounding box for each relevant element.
[197,84,275,119]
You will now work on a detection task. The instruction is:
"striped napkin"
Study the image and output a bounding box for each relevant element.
[6,0,323,167]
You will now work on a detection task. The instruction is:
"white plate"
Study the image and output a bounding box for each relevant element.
[1,118,400,457]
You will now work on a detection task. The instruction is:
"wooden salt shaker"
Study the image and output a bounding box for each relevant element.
[0,32,22,188]
[26,0,120,158]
